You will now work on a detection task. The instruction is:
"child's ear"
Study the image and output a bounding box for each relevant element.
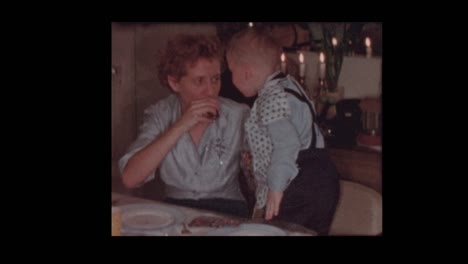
[167,75,180,92]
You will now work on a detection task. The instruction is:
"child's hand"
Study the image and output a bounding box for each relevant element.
[265,190,284,220]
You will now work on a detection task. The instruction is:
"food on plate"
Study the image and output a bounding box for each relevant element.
[188,215,242,228]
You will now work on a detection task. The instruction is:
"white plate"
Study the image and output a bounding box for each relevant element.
[205,223,287,236]
[120,203,185,232]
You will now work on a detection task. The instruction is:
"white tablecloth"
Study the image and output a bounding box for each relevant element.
[112,192,316,236]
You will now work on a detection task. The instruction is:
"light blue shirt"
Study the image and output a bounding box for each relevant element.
[119,94,250,201]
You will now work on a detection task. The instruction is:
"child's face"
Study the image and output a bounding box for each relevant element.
[227,54,257,98]
[169,58,221,106]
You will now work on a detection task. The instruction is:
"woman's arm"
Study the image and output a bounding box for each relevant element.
[121,121,186,189]
[121,98,219,188]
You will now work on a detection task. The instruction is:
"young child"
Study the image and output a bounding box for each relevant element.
[226,27,340,235]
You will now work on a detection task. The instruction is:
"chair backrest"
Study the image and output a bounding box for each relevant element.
[329,180,382,236]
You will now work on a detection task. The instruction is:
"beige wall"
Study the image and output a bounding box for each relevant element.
[111,22,217,196]
[112,23,136,194]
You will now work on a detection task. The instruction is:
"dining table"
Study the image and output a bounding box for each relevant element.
[112,192,317,236]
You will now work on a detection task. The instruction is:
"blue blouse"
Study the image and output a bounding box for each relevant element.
[119,94,250,201]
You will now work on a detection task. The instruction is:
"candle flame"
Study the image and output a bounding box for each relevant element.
[332,37,338,46]
[281,53,285,62]
[365,37,371,47]
[299,53,304,63]
[248,22,253,27]
[319,52,325,63]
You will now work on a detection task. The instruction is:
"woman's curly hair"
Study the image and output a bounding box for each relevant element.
[158,34,223,89]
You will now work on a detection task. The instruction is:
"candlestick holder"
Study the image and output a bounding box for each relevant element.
[299,76,305,85]
[312,78,327,103]
[299,76,312,99]
[314,78,338,122]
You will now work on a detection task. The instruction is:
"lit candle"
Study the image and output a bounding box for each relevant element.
[299,52,305,77]
[365,37,372,58]
[248,22,253,27]
[280,52,287,73]
[332,37,338,47]
[319,52,326,79]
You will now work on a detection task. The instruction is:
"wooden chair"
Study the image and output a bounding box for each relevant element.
[329,180,382,236]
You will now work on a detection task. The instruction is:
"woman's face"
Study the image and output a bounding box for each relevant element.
[169,58,221,107]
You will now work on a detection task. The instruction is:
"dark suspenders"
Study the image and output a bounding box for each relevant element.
[271,72,317,149]
[284,88,317,149]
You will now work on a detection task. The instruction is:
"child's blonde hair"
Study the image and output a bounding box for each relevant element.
[226,27,282,71]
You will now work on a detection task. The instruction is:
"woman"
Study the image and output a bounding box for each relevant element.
[119,34,250,217]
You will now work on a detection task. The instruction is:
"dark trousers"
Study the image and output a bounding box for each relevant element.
[164,197,249,218]
[276,148,340,236]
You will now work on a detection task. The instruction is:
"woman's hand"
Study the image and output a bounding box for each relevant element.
[265,190,284,220]
[177,97,220,132]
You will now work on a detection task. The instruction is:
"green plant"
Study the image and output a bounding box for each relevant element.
[320,23,364,92]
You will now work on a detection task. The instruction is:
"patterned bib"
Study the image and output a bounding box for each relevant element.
[245,79,292,209]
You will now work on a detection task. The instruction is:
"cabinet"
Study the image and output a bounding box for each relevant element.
[328,147,381,193]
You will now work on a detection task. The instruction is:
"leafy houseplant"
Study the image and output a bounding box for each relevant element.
[321,23,364,93]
